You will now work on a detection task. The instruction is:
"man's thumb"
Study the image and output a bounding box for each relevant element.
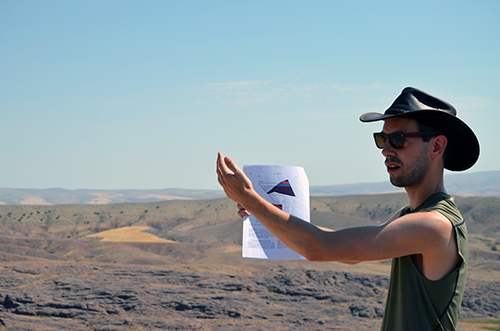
[225,156,242,175]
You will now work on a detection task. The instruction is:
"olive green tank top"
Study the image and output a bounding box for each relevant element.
[380,192,468,331]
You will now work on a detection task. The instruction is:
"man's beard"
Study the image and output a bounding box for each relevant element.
[388,150,430,188]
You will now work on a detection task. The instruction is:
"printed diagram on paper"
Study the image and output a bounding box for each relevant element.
[242,165,310,260]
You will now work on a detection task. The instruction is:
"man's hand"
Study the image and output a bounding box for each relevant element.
[216,152,256,209]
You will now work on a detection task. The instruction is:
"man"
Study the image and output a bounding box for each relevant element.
[216,87,480,330]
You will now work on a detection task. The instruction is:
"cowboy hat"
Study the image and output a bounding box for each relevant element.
[360,87,479,171]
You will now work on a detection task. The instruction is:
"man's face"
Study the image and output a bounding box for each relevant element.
[381,117,431,188]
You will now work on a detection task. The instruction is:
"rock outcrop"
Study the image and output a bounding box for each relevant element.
[1,263,498,330]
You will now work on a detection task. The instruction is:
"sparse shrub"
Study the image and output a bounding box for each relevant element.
[266,286,278,293]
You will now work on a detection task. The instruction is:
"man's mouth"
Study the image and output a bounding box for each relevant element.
[385,159,402,173]
[387,164,400,172]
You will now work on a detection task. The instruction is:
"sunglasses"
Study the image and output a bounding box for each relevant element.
[373,132,439,149]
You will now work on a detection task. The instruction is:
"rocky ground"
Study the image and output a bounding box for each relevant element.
[0,263,499,331]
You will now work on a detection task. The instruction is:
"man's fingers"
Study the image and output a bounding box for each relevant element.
[237,203,250,219]
[216,152,228,175]
[216,152,233,187]
[217,174,225,186]
[237,208,250,219]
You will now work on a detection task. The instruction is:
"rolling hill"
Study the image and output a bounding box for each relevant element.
[1,170,499,205]
[0,193,498,276]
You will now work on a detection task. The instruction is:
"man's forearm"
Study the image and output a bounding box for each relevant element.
[241,193,330,260]
[243,193,390,263]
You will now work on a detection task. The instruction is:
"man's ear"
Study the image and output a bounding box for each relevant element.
[430,135,448,159]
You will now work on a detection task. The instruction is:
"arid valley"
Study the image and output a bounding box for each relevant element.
[1,191,499,330]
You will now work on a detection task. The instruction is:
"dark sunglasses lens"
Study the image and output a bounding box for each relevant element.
[389,133,405,149]
[374,133,386,149]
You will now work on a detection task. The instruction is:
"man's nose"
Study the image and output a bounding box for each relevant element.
[381,140,396,158]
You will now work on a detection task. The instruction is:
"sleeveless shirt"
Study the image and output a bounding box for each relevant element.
[380,192,468,331]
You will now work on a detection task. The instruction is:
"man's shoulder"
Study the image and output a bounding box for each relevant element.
[413,193,464,226]
[392,209,454,238]
[416,210,453,230]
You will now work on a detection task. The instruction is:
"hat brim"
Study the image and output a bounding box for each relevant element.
[360,110,480,171]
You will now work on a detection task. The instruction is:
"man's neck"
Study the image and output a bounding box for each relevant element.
[405,173,446,211]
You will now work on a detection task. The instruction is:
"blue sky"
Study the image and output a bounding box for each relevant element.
[1,0,499,190]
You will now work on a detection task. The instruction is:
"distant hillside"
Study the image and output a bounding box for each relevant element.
[0,188,227,205]
[1,171,499,205]
[311,170,500,197]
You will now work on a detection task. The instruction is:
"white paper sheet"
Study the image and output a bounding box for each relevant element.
[242,165,310,260]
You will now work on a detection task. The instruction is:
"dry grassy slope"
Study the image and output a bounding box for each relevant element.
[312,194,500,237]
[0,198,241,265]
[0,198,239,241]
[310,193,410,229]
[453,196,500,236]
[0,194,499,272]
[1,193,499,241]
